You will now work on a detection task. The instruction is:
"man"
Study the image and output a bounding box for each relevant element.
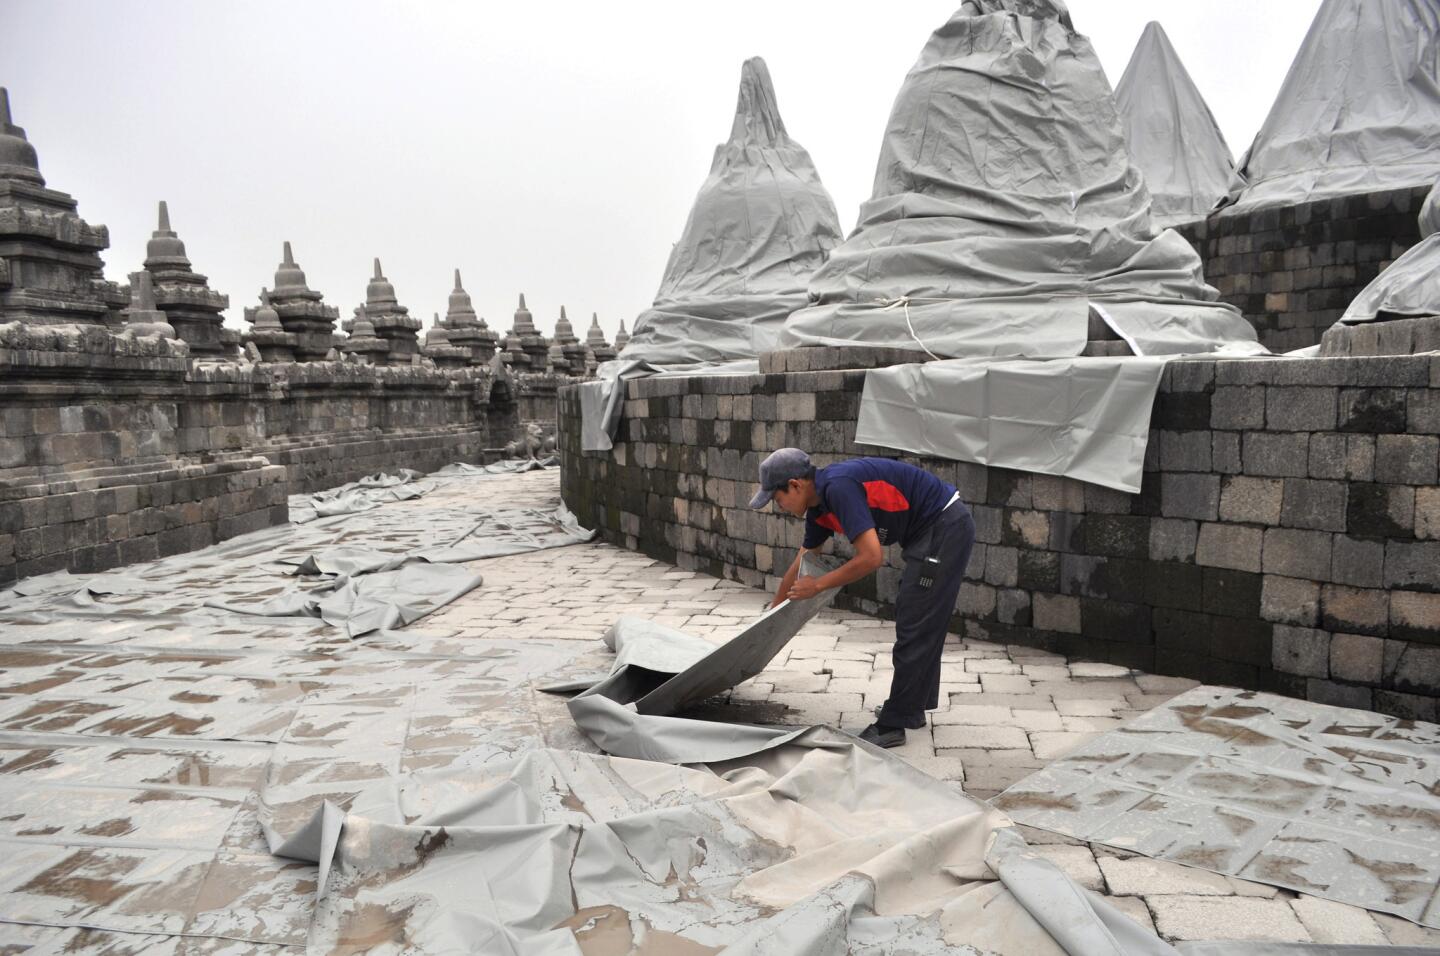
[749,448,975,748]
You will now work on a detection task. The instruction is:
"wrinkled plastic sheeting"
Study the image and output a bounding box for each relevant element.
[293,740,1187,956]
[780,2,1258,362]
[856,356,1170,493]
[1115,21,1234,229]
[557,596,834,761]
[1340,233,1440,324]
[1423,179,1440,239]
[288,469,432,524]
[579,357,759,452]
[1224,0,1440,213]
[996,686,1440,928]
[1339,179,1440,324]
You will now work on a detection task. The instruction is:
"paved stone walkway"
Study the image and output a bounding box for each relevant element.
[424,471,1440,946]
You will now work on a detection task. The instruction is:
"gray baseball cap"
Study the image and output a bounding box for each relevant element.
[749,447,814,509]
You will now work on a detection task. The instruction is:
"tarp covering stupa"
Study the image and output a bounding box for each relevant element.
[1336,178,1440,324]
[1224,0,1440,213]
[1115,21,1234,229]
[579,57,843,451]
[776,1,1260,492]
[778,1,1256,360]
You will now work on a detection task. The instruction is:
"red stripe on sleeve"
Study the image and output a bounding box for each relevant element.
[817,513,844,534]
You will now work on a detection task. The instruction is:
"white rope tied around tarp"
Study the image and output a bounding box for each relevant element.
[878,295,944,362]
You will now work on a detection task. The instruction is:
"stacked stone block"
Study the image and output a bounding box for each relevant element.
[1176,185,1429,353]
[558,354,1440,719]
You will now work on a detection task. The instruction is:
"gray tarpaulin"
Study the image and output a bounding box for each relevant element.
[1338,179,1440,325]
[1115,21,1235,229]
[856,356,1171,494]
[996,686,1440,929]
[579,56,843,451]
[779,1,1258,361]
[1223,0,1440,213]
[1423,179,1440,238]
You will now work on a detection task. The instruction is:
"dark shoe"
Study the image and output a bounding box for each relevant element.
[858,723,906,748]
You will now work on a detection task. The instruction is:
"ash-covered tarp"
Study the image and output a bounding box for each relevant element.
[1115,21,1234,229]
[778,1,1258,361]
[856,356,1171,494]
[1338,179,1440,324]
[579,56,843,451]
[1224,0,1440,213]
[996,686,1440,929]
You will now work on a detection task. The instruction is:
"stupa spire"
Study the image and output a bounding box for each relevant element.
[454,268,463,290]
[0,86,44,185]
[730,57,788,147]
[283,241,295,265]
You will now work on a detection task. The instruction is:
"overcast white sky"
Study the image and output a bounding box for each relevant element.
[3,0,1321,341]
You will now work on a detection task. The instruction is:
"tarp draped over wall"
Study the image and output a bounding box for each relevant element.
[1115,21,1235,229]
[579,56,843,451]
[1340,178,1440,323]
[778,1,1257,361]
[1224,0,1440,213]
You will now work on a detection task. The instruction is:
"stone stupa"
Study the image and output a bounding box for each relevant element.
[242,290,297,362]
[511,293,549,368]
[141,201,233,357]
[613,319,630,353]
[342,304,389,364]
[360,258,422,365]
[0,87,127,327]
[266,241,341,362]
[555,306,588,375]
[424,311,471,368]
[587,312,616,364]
[441,269,498,365]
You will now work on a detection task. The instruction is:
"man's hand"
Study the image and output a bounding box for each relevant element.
[787,576,824,601]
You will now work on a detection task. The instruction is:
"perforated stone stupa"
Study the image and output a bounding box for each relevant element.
[440,269,497,365]
[142,201,233,358]
[0,87,126,327]
[266,241,341,362]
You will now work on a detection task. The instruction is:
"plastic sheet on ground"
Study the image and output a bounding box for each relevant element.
[779,2,1258,362]
[995,685,1440,929]
[579,56,842,452]
[1114,21,1234,229]
[1223,0,1440,213]
[0,466,606,951]
[856,356,1171,493]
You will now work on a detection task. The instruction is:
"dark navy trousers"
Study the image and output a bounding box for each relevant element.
[877,502,976,730]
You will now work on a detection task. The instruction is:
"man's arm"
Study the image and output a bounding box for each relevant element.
[772,548,809,608]
[787,528,882,601]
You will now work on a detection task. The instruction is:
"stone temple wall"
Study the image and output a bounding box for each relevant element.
[1175,185,1430,354]
[0,322,561,585]
[558,355,1440,720]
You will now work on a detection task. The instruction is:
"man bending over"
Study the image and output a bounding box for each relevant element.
[749,448,975,748]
